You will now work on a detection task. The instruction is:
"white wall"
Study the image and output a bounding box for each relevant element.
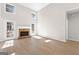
[1,3,33,26]
[0,4,2,40]
[37,3,79,42]
[38,4,66,42]
[0,3,35,40]
[68,12,79,41]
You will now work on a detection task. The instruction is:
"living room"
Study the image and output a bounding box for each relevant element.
[1,3,79,55]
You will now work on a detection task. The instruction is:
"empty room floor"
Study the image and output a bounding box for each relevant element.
[0,36,79,55]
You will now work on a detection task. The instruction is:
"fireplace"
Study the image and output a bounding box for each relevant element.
[19,28,30,38]
[20,31,29,37]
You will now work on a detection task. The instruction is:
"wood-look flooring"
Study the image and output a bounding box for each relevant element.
[0,36,79,55]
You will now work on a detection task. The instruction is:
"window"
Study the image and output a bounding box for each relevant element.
[5,4,16,13]
[32,13,36,21]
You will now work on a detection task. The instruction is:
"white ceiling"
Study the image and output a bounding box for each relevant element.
[20,3,50,12]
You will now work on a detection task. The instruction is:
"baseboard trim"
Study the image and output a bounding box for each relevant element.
[68,39,79,42]
[37,35,66,42]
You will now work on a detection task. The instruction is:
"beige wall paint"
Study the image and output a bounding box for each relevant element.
[38,3,79,42]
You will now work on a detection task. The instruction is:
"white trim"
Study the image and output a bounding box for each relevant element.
[69,39,79,41]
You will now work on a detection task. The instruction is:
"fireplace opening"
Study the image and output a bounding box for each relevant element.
[19,28,30,38]
[20,31,29,37]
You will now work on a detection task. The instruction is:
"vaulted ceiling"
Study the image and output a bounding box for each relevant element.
[20,3,50,12]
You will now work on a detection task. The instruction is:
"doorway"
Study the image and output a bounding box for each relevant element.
[67,10,79,41]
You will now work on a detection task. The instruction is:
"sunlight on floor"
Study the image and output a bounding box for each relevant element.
[1,40,14,49]
[44,40,52,43]
[33,36,42,39]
